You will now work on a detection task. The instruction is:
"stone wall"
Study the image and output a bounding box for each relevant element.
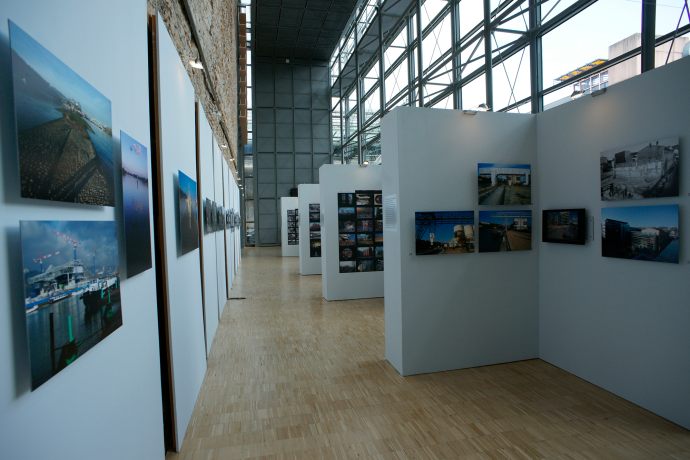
[148,0,238,178]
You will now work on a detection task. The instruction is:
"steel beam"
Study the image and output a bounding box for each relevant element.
[483,0,493,111]
[416,0,424,107]
[641,0,656,73]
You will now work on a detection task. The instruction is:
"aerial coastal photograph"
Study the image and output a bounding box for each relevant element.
[10,21,114,206]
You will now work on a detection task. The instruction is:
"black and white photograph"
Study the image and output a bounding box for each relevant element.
[309,204,321,258]
[20,221,122,390]
[309,204,320,213]
[600,137,679,201]
[478,211,531,253]
[10,22,115,207]
[542,209,586,245]
[415,211,475,255]
[602,205,678,263]
[287,208,299,245]
[309,212,320,222]
[478,163,532,205]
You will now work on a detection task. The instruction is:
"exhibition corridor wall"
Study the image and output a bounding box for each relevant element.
[0,1,165,459]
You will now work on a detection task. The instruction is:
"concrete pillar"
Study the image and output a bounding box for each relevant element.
[491,171,497,186]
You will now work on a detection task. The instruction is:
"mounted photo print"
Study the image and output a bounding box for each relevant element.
[287,209,299,245]
[338,190,383,272]
[600,137,679,201]
[478,164,532,205]
[478,210,532,252]
[10,21,115,206]
[309,203,321,257]
[602,205,678,263]
[178,171,199,254]
[203,198,213,234]
[415,211,475,255]
[120,131,152,277]
[20,220,122,390]
[542,209,586,245]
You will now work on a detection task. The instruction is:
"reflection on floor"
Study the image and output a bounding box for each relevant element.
[167,247,690,460]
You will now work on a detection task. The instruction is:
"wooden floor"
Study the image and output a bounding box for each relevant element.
[168,247,690,460]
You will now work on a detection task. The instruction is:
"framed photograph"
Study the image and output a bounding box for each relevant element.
[10,22,115,207]
[339,261,356,273]
[178,171,200,254]
[478,210,532,253]
[121,131,152,277]
[20,220,122,390]
[415,211,475,255]
[478,163,532,205]
[601,137,679,201]
[339,234,356,247]
[602,205,678,263]
[542,209,586,245]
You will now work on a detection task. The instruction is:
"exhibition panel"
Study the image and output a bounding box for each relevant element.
[154,13,207,451]
[0,1,165,459]
[537,56,690,431]
[381,107,539,376]
[280,197,300,257]
[197,106,219,356]
[214,139,228,319]
[319,165,384,301]
[298,184,322,275]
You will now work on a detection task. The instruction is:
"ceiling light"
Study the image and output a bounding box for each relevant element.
[360,160,369,167]
[189,58,203,69]
[570,89,586,100]
[591,88,607,97]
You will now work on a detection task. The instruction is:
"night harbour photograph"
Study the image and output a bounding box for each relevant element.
[600,137,680,201]
[415,211,475,255]
[478,211,532,253]
[601,205,679,263]
[10,21,115,207]
[478,163,532,205]
[20,221,122,390]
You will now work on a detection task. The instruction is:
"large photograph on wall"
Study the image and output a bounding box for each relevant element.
[478,163,532,205]
[415,211,475,255]
[309,204,321,257]
[121,131,152,277]
[601,205,679,263]
[478,210,532,252]
[338,191,383,272]
[178,171,199,255]
[20,220,122,390]
[600,137,679,201]
[9,21,115,207]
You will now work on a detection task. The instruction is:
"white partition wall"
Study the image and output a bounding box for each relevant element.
[0,2,165,459]
[197,106,219,356]
[298,184,322,275]
[537,57,690,430]
[319,165,384,301]
[155,14,207,451]
[381,107,539,376]
[280,197,300,257]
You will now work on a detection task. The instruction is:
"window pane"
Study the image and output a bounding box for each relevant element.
[461,74,486,110]
[364,88,380,122]
[245,177,254,200]
[385,26,407,72]
[431,94,453,109]
[363,62,379,93]
[385,58,408,103]
[542,0,641,96]
[541,0,578,25]
[655,1,690,69]
[245,199,255,221]
[459,0,483,37]
[422,0,447,30]
[422,14,451,71]
[246,222,254,245]
[244,155,253,177]
[493,46,530,111]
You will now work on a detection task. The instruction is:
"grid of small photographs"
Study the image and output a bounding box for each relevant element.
[287,209,299,245]
[309,204,321,257]
[338,191,383,273]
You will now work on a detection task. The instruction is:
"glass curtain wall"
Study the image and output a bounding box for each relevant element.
[330,0,690,163]
[241,2,254,245]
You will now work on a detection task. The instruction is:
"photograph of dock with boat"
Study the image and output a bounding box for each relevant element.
[10,21,114,207]
[20,220,122,390]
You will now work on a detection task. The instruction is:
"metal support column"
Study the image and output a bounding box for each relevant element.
[378,3,386,117]
[529,0,542,113]
[355,27,363,164]
[483,0,493,111]
[641,0,656,73]
[451,0,461,109]
[416,0,424,107]
[407,15,415,105]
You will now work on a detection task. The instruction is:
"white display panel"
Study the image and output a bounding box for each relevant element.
[280,197,300,257]
[155,13,207,451]
[214,139,227,315]
[298,184,322,275]
[319,165,384,301]
[0,1,164,459]
[198,105,218,356]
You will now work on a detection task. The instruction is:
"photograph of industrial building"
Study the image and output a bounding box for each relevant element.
[478,211,532,253]
[357,247,374,258]
[415,211,475,255]
[339,261,355,273]
[601,137,679,201]
[601,205,678,263]
[478,163,532,205]
[542,209,586,245]
[10,21,115,207]
[20,220,122,390]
